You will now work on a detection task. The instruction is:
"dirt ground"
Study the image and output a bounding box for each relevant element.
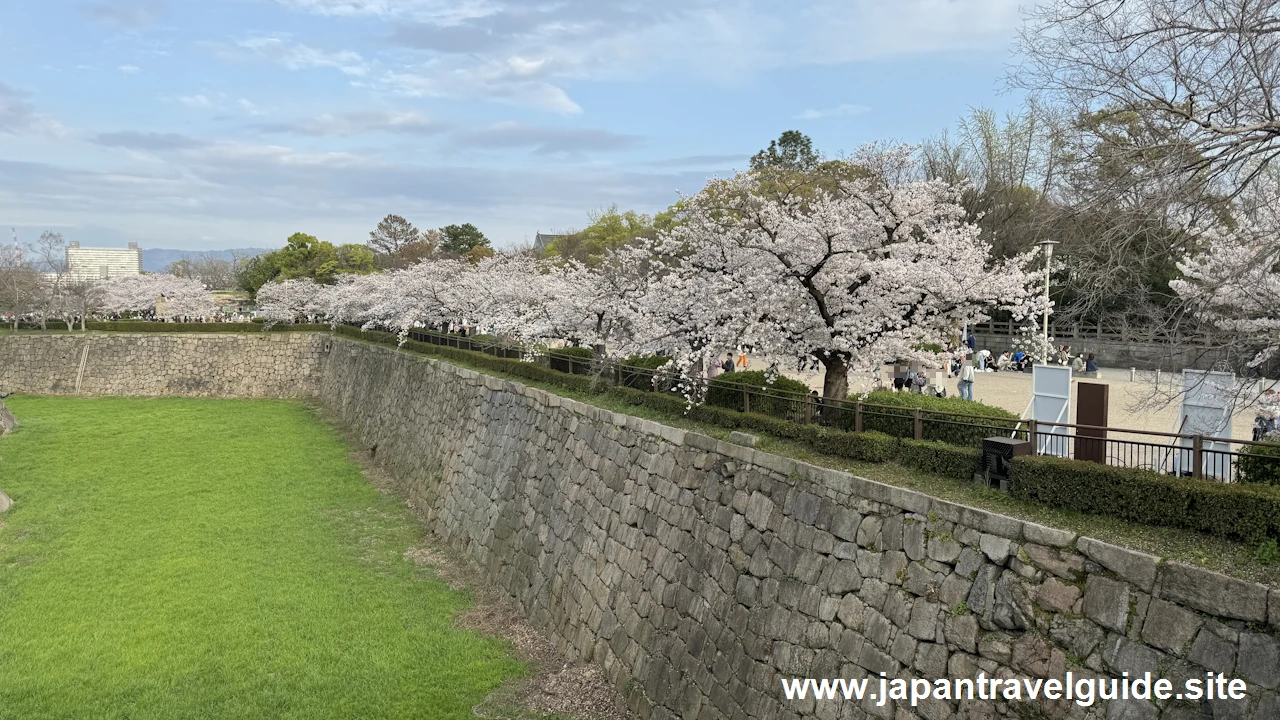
[763,361,1253,441]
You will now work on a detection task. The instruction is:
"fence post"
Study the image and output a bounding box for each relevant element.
[743,387,751,414]
[913,408,923,441]
[1028,420,1038,456]
[1192,435,1204,479]
[805,395,814,424]
[855,402,863,433]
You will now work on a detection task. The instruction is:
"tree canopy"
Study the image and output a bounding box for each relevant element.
[440,223,490,255]
[237,232,375,295]
[750,130,821,173]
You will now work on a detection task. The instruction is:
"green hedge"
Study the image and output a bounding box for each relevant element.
[1009,455,1280,543]
[839,391,1019,447]
[86,321,331,333]
[706,371,811,419]
[1239,442,1280,486]
[547,346,594,375]
[619,354,671,391]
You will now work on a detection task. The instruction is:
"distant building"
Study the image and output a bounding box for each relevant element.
[65,241,143,281]
[534,232,567,251]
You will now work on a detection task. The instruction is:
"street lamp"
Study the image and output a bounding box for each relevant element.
[1037,239,1060,364]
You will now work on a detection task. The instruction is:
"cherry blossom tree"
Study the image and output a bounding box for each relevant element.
[631,145,1040,403]
[256,278,323,323]
[100,274,215,319]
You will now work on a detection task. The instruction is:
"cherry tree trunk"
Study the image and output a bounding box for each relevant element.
[820,355,850,422]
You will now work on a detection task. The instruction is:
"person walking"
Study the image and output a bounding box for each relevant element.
[958,360,975,401]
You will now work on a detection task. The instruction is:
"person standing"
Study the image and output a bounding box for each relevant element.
[958,360,975,401]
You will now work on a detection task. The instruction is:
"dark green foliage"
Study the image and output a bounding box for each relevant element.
[1009,455,1280,543]
[439,223,489,254]
[86,321,330,333]
[1238,442,1280,486]
[847,391,1019,447]
[706,371,811,419]
[619,354,670,391]
[548,346,595,375]
[896,439,983,478]
[751,130,820,172]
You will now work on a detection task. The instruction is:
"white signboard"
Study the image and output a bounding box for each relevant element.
[1174,370,1235,479]
[1030,364,1073,456]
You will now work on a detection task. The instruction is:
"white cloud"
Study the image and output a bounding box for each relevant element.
[795,103,871,120]
[252,110,448,136]
[117,65,142,74]
[236,34,369,77]
[385,57,582,114]
[238,98,266,116]
[176,94,213,108]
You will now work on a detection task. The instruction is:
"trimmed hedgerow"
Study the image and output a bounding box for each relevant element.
[618,354,670,391]
[86,321,331,333]
[1009,455,1280,543]
[896,439,983,478]
[547,346,594,375]
[706,371,811,419]
[841,391,1019,448]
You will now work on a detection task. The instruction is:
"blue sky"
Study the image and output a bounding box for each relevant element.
[0,0,1031,251]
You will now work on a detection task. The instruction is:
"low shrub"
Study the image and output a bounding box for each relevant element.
[1009,455,1280,543]
[897,439,983,478]
[841,391,1018,447]
[548,346,595,375]
[1238,442,1280,486]
[618,354,670,391]
[706,371,811,419]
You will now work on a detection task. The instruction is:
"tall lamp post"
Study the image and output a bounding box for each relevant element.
[1037,239,1060,364]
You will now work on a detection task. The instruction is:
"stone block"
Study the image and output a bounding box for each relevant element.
[830,508,862,543]
[1036,577,1081,614]
[1076,537,1159,593]
[1238,632,1280,690]
[978,534,1012,565]
[745,491,774,532]
[1139,599,1202,656]
[1188,627,1236,675]
[1083,575,1131,633]
[1157,563,1268,623]
[727,431,758,448]
[937,573,972,609]
[907,600,940,640]
[1022,521,1076,548]
[944,613,978,653]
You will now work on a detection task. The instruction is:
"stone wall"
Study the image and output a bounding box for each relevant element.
[319,338,1280,720]
[0,332,330,398]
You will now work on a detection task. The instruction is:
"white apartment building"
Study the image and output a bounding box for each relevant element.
[64,241,143,281]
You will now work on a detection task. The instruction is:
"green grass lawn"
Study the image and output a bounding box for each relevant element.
[0,396,524,720]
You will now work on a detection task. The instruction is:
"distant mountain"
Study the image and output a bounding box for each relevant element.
[142,248,273,273]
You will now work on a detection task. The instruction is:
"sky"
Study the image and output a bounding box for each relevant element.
[0,0,1032,251]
